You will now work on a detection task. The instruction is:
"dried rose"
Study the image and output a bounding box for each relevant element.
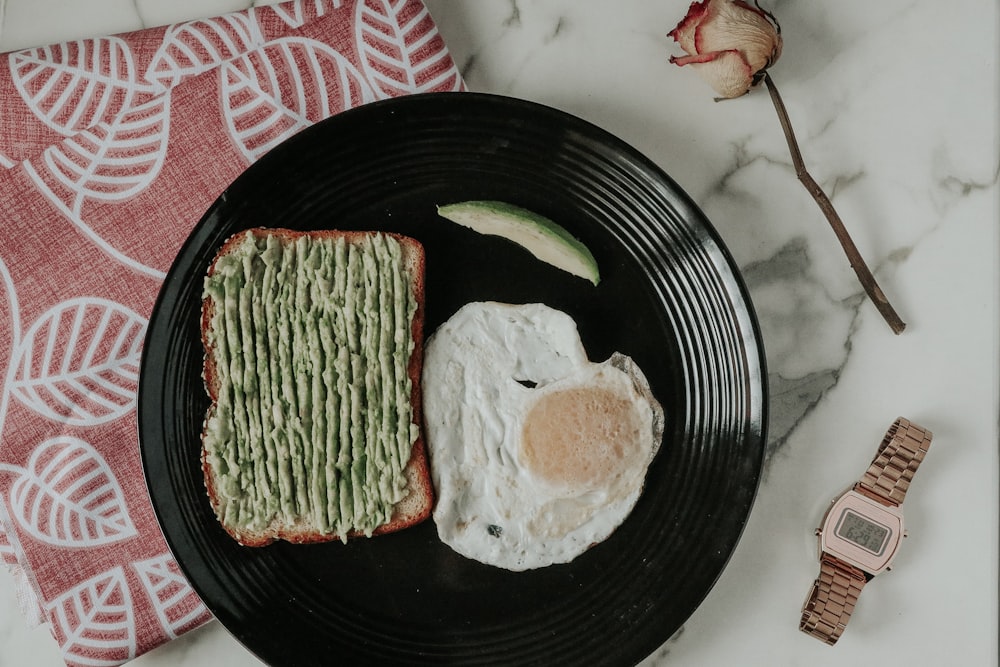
[667,1,906,333]
[668,0,782,99]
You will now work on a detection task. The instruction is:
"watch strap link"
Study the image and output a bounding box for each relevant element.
[799,554,867,646]
[857,417,932,506]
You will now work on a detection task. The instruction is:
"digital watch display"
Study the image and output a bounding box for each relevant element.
[835,510,889,555]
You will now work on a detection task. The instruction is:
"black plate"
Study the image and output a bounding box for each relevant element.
[138,92,767,667]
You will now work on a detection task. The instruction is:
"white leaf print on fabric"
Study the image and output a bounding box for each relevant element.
[9,38,153,136]
[356,0,462,99]
[146,13,264,92]
[133,555,212,639]
[9,298,144,426]
[266,0,342,30]
[0,152,13,168]
[221,37,374,163]
[0,255,22,435]
[21,93,172,279]
[4,437,137,547]
[48,567,137,667]
[24,93,171,214]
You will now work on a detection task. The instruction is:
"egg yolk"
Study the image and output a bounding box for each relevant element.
[520,385,644,491]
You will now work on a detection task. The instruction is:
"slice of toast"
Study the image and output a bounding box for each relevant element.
[200,227,432,546]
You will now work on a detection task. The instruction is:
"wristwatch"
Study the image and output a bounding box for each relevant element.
[799,417,932,645]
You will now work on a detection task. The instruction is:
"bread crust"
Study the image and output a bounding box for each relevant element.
[201,227,432,546]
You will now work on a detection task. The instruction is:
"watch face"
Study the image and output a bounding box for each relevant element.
[820,490,903,575]
[834,509,891,556]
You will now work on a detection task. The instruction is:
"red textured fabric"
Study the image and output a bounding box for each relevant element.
[0,1,462,664]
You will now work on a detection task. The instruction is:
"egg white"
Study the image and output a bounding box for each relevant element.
[422,302,663,571]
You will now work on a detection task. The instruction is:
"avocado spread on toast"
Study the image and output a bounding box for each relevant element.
[202,231,419,540]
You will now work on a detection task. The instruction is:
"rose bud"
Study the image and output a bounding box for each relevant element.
[668,0,782,99]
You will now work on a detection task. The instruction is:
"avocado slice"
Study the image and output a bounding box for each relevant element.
[436,200,600,285]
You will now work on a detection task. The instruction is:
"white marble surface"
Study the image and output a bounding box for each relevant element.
[1,1,996,665]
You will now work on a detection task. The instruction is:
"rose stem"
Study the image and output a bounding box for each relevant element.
[762,72,906,335]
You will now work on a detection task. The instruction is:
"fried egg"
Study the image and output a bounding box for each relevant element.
[422,302,664,571]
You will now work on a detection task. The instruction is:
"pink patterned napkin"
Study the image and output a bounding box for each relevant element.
[0,1,462,664]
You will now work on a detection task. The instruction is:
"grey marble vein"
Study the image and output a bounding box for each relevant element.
[937,164,1000,198]
[131,0,148,29]
[503,0,521,28]
[740,238,853,461]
